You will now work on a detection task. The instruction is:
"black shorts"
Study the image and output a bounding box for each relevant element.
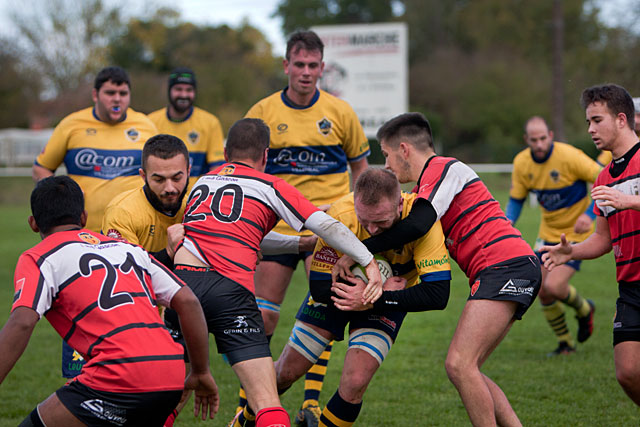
[295,292,406,341]
[468,255,541,320]
[613,282,640,346]
[167,265,271,365]
[260,251,313,269]
[56,380,181,426]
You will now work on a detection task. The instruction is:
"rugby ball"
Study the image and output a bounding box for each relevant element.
[351,255,393,283]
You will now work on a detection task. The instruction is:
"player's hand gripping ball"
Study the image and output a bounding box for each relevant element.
[351,255,393,284]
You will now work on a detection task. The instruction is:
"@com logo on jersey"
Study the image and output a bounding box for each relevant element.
[74,149,136,170]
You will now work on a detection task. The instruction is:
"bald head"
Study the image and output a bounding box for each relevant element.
[524,116,553,161]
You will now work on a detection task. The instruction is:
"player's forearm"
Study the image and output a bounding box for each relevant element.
[372,280,450,312]
[305,211,373,267]
[32,164,54,183]
[570,232,612,260]
[0,308,38,384]
[362,198,436,254]
[505,197,525,224]
[170,288,210,374]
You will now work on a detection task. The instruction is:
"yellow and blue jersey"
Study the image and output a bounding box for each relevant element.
[148,106,225,186]
[246,88,369,236]
[310,192,451,287]
[35,107,157,232]
[509,142,601,243]
[101,187,186,253]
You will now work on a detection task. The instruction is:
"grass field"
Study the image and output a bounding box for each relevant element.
[1,175,639,426]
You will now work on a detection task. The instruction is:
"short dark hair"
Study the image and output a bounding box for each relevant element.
[524,116,550,134]
[286,30,324,60]
[581,84,635,131]
[354,168,400,206]
[376,112,434,150]
[142,134,189,170]
[94,66,130,91]
[225,118,270,162]
[31,176,84,234]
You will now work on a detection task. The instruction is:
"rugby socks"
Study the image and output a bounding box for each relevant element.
[232,405,256,427]
[235,387,249,419]
[302,341,334,409]
[319,391,362,427]
[255,407,290,427]
[562,285,591,318]
[542,301,574,346]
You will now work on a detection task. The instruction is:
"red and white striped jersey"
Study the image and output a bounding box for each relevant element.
[594,149,640,283]
[415,156,533,283]
[181,162,319,292]
[12,229,186,393]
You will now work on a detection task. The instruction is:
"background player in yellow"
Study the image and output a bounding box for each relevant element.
[32,66,157,232]
[148,67,225,186]
[231,168,451,427]
[506,116,600,355]
[102,134,190,269]
[244,30,370,423]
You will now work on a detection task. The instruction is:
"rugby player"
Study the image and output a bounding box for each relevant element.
[541,83,640,406]
[31,65,158,379]
[102,134,191,270]
[232,168,451,427]
[244,30,370,424]
[148,68,226,187]
[334,113,542,425]
[167,118,381,427]
[0,176,218,426]
[506,116,600,355]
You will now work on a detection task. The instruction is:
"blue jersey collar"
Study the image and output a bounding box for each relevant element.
[280,86,320,109]
[530,142,554,164]
[166,106,194,122]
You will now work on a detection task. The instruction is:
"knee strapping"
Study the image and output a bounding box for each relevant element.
[287,320,330,363]
[348,328,393,365]
[256,297,281,313]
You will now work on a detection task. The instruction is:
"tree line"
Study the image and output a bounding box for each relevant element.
[1,0,638,162]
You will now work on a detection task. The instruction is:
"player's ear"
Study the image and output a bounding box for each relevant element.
[399,142,410,159]
[80,211,88,228]
[548,130,554,140]
[139,168,145,179]
[27,216,39,233]
[91,88,98,104]
[224,148,230,162]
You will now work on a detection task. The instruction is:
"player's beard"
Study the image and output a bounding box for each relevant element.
[143,179,189,216]
[169,96,194,114]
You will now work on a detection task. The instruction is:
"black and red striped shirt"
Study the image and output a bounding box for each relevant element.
[181,162,319,293]
[594,144,640,283]
[12,229,186,393]
[415,156,533,283]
